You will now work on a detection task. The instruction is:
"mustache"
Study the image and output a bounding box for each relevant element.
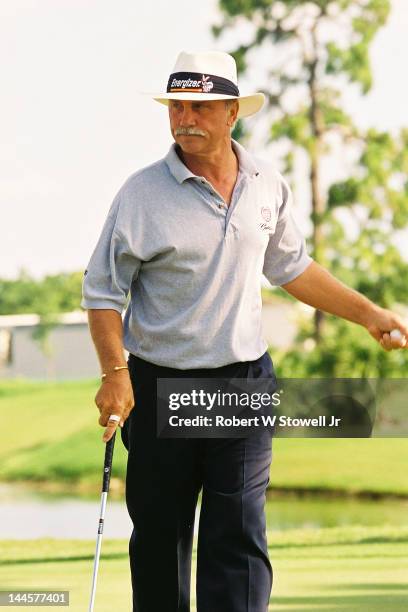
[175,127,206,137]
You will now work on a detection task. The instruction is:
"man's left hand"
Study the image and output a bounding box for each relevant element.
[365,308,408,351]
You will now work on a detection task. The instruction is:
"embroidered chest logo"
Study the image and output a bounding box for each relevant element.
[259,207,274,232]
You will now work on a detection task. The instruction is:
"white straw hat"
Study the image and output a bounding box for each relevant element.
[152,50,265,119]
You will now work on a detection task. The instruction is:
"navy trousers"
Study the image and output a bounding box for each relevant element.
[121,352,275,612]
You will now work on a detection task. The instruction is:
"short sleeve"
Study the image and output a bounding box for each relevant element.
[263,173,313,286]
[81,196,141,313]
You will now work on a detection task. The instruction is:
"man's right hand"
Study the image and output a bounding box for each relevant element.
[94,370,135,442]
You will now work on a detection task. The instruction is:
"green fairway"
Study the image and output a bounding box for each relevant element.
[0,380,99,456]
[1,379,408,496]
[270,437,408,496]
[1,527,407,611]
[0,379,129,487]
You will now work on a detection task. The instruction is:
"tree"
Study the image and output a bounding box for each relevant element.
[214,0,394,341]
[0,270,84,363]
[0,270,83,315]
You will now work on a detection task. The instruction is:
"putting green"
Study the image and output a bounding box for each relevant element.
[1,527,407,611]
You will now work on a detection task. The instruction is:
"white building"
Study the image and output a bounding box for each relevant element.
[0,302,306,380]
[0,311,99,380]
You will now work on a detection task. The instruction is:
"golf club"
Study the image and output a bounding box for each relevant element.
[88,431,116,611]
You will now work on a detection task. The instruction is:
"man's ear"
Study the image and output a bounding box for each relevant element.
[229,101,239,127]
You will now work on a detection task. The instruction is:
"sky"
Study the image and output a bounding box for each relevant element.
[2,0,408,279]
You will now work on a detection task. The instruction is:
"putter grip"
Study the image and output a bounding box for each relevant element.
[102,432,116,492]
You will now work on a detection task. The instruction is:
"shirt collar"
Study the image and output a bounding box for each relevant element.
[164,138,260,184]
[164,144,196,184]
[230,139,260,178]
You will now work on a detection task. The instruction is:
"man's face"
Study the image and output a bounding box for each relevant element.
[168,99,238,155]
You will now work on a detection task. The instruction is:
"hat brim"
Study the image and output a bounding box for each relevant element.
[151,92,265,118]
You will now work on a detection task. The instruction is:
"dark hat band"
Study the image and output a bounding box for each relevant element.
[167,72,239,97]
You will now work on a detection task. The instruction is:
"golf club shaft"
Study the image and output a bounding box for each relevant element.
[89,432,116,612]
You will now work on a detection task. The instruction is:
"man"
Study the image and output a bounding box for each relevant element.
[81,51,407,612]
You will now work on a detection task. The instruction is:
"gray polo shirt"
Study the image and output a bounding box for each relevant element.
[81,139,312,369]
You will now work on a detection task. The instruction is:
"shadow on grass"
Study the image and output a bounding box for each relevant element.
[0,552,127,566]
[324,582,408,591]
[271,592,408,610]
[268,535,408,550]
[0,442,47,464]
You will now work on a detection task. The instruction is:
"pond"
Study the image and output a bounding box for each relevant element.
[1,483,407,540]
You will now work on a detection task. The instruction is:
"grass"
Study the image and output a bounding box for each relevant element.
[0,379,129,488]
[270,438,408,497]
[1,379,408,496]
[0,379,99,456]
[1,527,407,611]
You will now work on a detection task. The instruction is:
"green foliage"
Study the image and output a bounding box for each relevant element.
[325,126,408,311]
[271,109,312,150]
[217,0,391,93]
[328,178,360,208]
[219,0,271,18]
[0,270,83,316]
[326,41,373,93]
[273,318,408,378]
[231,118,247,142]
[319,88,356,132]
[0,270,84,355]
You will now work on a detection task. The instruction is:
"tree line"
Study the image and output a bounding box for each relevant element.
[0,270,83,316]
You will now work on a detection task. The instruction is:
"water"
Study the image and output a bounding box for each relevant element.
[1,483,407,539]
[0,484,133,540]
